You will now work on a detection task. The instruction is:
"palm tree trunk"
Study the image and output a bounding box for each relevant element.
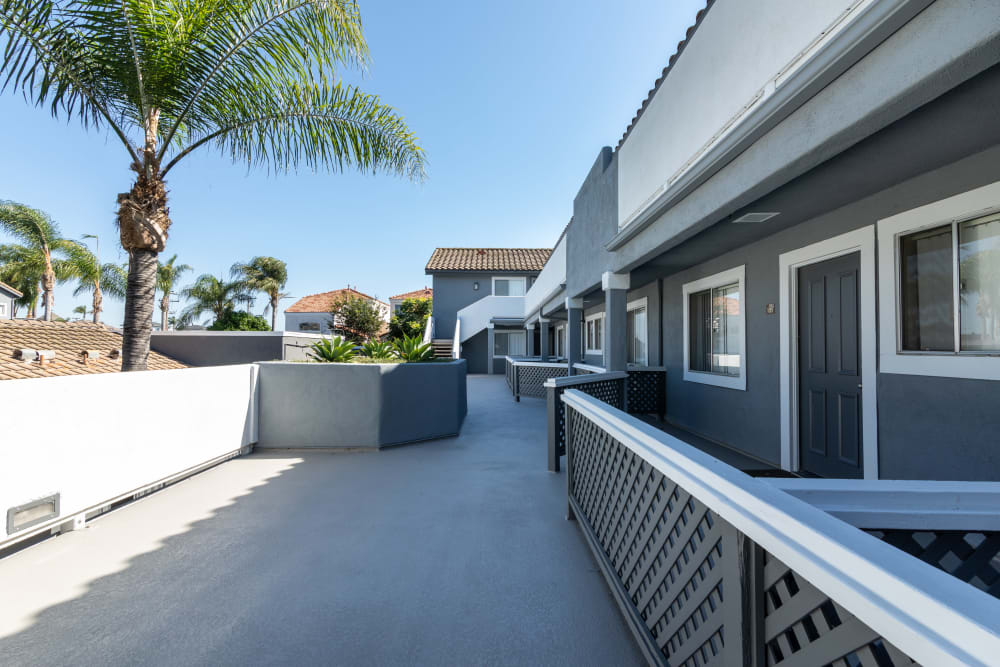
[161,292,170,331]
[92,282,103,324]
[41,264,55,321]
[121,249,158,370]
[271,293,278,331]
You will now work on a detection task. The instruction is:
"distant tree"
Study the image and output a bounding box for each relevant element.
[157,255,193,332]
[63,242,127,324]
[329,295,383,342]
[72,304,89,320]
[388,298,432,340]
[0,244,41,317]
[231,256,288,331]
[179,275,249,327]
[208,308,270,331]
[0,202,78,320]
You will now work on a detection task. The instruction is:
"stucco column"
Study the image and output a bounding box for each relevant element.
[487,322,495,375]
[525,322,535,357]
[539,318,551,361]
[566,297,583,375]
[603,272,630,372]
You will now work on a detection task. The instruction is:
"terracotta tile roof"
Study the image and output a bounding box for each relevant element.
[0,280,23,298]
[285,288,387,313]
[0,319,187,380]
[616,1,714,150]
[425,248,552,273]
[389,287,433,301]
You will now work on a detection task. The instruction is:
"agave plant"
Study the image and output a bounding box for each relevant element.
[308,336,356,363]
[392,335,435,362]
[360,341,395,359]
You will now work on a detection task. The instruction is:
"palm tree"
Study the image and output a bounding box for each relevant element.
[0,245,41,317]
[63,242,128,324]
[179,274,248,327]
[0,202,78,320]
[1,1,425,370]
[72,304,89,320]
[231,257,288,331]
[157,255,192,331]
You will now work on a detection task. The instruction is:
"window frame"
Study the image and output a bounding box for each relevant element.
[555,324,565,358]
[494,330,526,357]
[682,265,747,390]
[627,297,649,366]
[491,276,527,297]
[878,180,1000,381]
[584,312,604,356]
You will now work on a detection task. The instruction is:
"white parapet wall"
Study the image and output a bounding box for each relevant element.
[0,365,259,550]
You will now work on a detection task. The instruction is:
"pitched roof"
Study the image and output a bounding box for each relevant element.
[617,1,714,150]
[0,280,23,298]
[285,288,387,313]
[0,319,188,381]
[425,248,552,273]
[389,287,433,301]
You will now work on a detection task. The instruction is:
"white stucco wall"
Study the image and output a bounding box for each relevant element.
[618,0,862,227]
[523,235,567,318]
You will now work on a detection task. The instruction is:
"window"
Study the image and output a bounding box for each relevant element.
[585,313,604,355]
[298,321,321,332]
[682,266,746,390]
[878,180,1000,381]
[627,298,648,366]
[0,302,6,318]
[555,325,565,358]
[494,331,526,357]
[897,213,1000,353]
[492,276,526,296]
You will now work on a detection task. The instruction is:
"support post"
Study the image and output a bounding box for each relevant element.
[526,322,535,357]
[487,322,495,375]
[547,383,560,472]
[603,272,630,372]
[539,318,551,362]
[566,297,583,375]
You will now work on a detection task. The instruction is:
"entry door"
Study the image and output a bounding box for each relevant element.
[797,252,863,478]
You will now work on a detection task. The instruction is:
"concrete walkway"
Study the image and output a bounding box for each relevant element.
[0,375,641,666]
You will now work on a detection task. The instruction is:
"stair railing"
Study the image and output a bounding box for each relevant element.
[452,319,461,359]
[422,315,434,345]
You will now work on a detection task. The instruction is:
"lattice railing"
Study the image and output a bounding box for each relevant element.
[561,389,1000,667]
[511,360,568,401]
[626,367,666,418]
[545,371,626,472]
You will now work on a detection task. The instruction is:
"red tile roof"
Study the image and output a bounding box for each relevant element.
[389,287,433,301]
[0,319,187,380]
[285,288,387,313]
[425,248,552,273]
[617,1,714,150]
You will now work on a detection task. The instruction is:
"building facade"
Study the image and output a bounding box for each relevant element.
[0,281,21,319]
[283,288,390,336]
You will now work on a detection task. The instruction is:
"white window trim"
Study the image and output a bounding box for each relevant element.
[682,265,746,391]
[585,312,604,356]
[878,180,1000,381]
[778,226,878,480]
[555,324,565,358]
[491,276,527,297]
[627,297,649,366]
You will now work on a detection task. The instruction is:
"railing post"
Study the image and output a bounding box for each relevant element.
[547,383,560,473]
[514,363,520,402]
[720,522,765,666]
[564,399,575,521]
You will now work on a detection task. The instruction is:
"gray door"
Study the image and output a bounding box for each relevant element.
[798,252,863,478]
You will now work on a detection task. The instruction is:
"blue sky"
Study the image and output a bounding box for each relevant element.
[0,0,705,328]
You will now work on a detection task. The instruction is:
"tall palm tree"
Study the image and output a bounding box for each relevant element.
[62,241,128,323]
[231,256,288,331]
[179,274,248,327]
[157,255,192,331]
[1,0,425,370]
[72,304,89,320]
[0,202,78,320]
[0,244,41,317]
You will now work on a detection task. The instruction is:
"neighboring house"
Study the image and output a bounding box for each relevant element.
[463,0,1000,482]
[0,319,187,380]
[0,281,21,320]
[388,287,433,314]
[425,247,551,373]
[284,287,390,335]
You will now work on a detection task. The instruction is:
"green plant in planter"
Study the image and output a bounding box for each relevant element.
[393,334,435,362]
[308,336,355,363]
[360,341,395,359]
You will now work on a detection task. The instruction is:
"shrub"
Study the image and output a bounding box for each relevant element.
[388,297,432,340]
[392,334,435,362]
[360,341,395,359]
[308,336,355,362]
[208,308,270,331]
[328,294,384,342]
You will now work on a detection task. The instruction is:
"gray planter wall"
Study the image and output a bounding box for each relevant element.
[150,332,320,366]
[257,360,467,448]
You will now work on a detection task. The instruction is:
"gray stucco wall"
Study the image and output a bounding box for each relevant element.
[150,332,322,366]
[256,360,467,448]
[578,280,660,368]
[462,329,489,374]
[429,272,538,338]
[657,142,1000,475]
[567,148,618,298]
[0,291,13,319]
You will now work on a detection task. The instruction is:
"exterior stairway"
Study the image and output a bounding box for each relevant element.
[431,339,453,359]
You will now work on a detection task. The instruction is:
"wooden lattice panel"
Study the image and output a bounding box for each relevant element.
[568,409,727,665]
[762,552,917,666]
[552,378,625,459]
[867,530,1000,599]
[626,369,666,416]
[516,365,568,398]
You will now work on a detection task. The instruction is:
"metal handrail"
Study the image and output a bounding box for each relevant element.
[422,315,434,345]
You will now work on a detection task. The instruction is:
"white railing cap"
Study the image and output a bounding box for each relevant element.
[560,389,1000,667]
[544,371,627,388]
[572,363,606,374]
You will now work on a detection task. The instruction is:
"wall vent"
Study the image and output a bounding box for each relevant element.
[7,494,60,535]
[732,212,780,224]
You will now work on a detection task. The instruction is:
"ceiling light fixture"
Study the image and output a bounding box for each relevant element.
[732,212,780,224]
